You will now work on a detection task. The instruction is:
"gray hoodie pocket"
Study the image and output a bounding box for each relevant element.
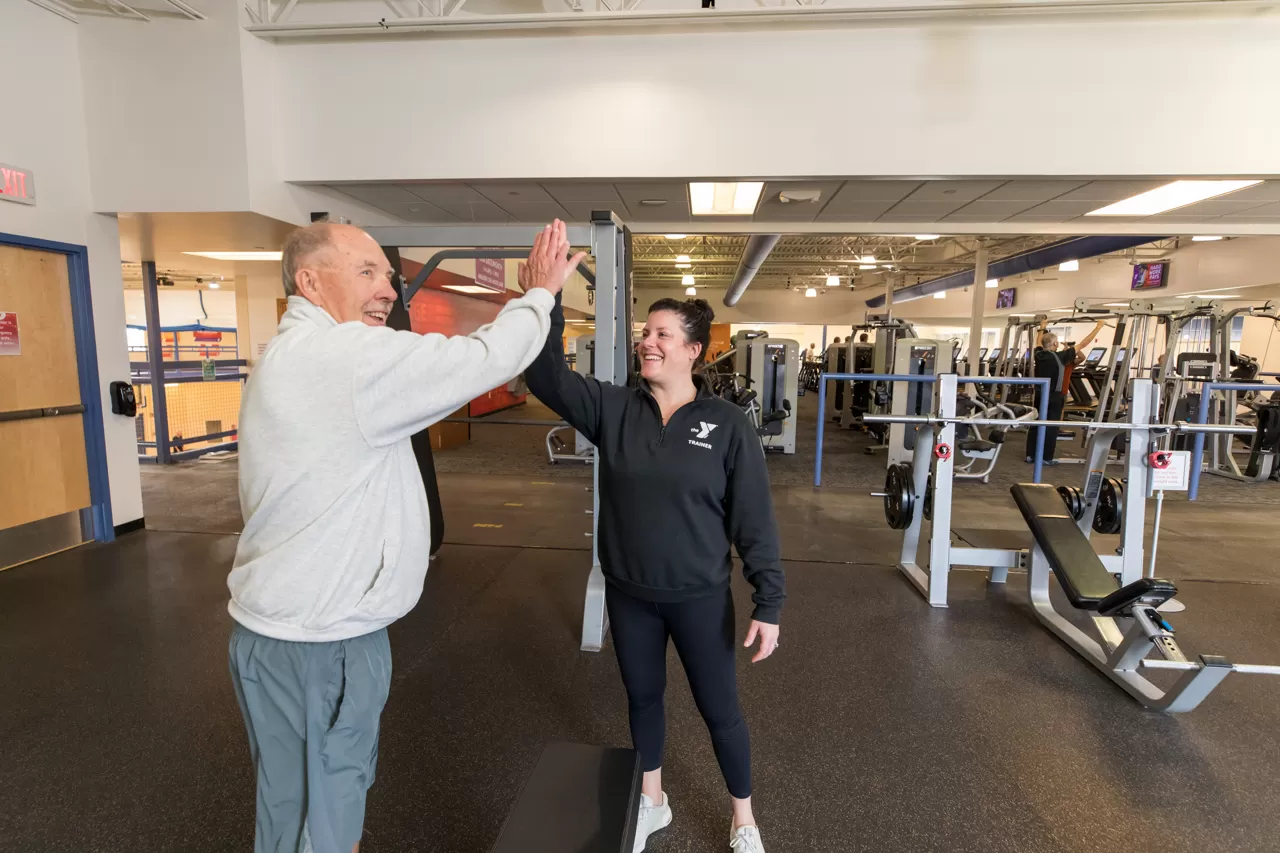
[355,538,402,615]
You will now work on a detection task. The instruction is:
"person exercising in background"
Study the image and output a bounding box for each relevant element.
[858,333,869,343]
[522,222,784,853]
[1026,318,1105,465]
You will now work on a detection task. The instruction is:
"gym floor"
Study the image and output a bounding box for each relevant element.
[5,392,1280,852]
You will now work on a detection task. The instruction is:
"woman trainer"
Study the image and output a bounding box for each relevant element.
[522,222,785,853]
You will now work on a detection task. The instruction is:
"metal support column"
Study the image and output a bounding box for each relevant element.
[968,242,989,386]
[581,212,626,652]
[141,261,172,464]
[884,274,895,321]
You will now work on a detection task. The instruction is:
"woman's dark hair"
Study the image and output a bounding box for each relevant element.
[648,297,714,365]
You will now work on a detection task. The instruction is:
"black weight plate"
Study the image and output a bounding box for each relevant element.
[1093,477,1124,535]
[884,462,916,530]
[923,472,933,522]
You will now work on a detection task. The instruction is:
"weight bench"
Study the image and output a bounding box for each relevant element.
[1005,483,1240,712]
[491,743,642,853]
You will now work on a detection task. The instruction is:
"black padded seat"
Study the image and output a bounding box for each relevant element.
[959,438,997,453]
[1010,483,1121,610]
[1010,484,1180,615]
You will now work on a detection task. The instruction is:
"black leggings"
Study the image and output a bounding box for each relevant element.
[606,585,751,799]
[1026,392,1066,461]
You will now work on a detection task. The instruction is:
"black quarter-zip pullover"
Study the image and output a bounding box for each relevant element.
[524,296,785,624]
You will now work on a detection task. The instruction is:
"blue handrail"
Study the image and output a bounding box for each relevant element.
[1188,381,1276,500]
[813,372,1050,486]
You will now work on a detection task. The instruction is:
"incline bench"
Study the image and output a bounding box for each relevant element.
[1006,482,1247,713]
[1010,483,1177,616]
[491,743,642,853]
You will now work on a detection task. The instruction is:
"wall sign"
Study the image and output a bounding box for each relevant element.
[475,255,507,292]
[0,164,35,205]
[0,312,19,355]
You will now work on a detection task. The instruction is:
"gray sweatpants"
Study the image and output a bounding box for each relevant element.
[229,623,392,853]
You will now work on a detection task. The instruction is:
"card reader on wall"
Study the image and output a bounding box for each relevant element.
[110,381,137,417]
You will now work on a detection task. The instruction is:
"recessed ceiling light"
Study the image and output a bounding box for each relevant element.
[934,291,947,299]
[676,255,691,263]
[639,199,668,207]
[1059,260,1079,272]
[1085,180,1262,216]
[682,274,695,285]
[208,282,220,289]
[914,235,941,241]
[184,251,282,261]
[859,255,877,264]
[881,264,895,270]
[985,278,999,288]
[804,287,817,298]
[1192,235,1224,242]
[689,182,764,216]
[443,284,500,294]
[826,275,840,287]
[675,263,692,269]
[685,286,697,296]
[665,234,688,240]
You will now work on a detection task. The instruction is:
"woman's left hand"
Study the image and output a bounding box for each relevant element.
[744,620,780,663]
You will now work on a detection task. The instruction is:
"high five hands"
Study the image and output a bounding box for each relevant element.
[744,620,780,663]
[518,220,588,297]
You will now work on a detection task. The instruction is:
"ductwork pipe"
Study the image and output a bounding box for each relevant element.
[723,235,781,307]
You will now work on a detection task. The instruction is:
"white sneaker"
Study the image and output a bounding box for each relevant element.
[730,824,766,853]
[633,792,673,852]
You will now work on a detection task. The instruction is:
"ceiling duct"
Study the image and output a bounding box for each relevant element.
[723,234,781,307]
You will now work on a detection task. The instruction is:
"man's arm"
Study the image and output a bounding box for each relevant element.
[353,290,555,447]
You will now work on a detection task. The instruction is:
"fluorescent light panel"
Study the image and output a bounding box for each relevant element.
[665,234,688,240]
[826,275,840,288]
[685,286,697,296]
[443,284,501,294]
[1059,260,1079,272]
[1192,235,1224,242]
[934,292,947,299]
[914,235,940,241]
[681,274,695,285]
[184,251,282,261]
[804,288,817,298]
[675,263,692,269]
[1085,180,1262,217]
[675,255,691,263]
[689,182,764,216]
[985,279,999,288]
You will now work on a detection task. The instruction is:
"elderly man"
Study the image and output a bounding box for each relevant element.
[227,220,580,853]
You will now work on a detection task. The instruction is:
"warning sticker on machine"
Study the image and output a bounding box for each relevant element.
[0,312,19,356]
[1151,451,1191,491]
[1085,469,1105,501]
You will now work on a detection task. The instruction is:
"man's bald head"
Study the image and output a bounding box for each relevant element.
[280,222,397,327]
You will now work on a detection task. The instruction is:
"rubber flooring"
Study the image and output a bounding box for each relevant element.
[3,521,1280,853]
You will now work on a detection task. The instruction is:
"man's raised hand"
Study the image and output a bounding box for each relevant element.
[519,220,588,298]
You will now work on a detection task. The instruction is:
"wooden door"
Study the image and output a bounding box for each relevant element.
[0,244,91,568]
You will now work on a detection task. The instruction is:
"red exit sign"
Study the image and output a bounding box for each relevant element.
[0,164,35,206]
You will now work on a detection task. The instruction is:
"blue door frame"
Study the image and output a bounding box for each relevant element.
[1,230,115,544]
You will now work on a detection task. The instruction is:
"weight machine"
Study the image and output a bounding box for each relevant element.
[367,212,631,653]
[860,375,1279,712]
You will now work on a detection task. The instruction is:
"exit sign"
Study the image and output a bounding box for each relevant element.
[0,163,35,206]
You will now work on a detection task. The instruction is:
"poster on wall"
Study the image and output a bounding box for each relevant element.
[475,257,507,292]
[996,287,1017,309]
[1131,261,1170,290]
[0,312,19,355]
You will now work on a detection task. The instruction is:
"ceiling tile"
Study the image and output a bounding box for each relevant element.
[472,182,558,205]
[1050,180,1170,203]
[881,200,976,218]
[756,181,846,222]
[616,183,691,220]
[976,180,1088,203]
[1009,199,1103,219]
[815,202,901,221]
[379,202,459,223]
[542,182,627,204]
[1220,201,1280,219]
[333,184,428,207]
[403,183,491,205]
[490,201,571,223]
[943,200,1042,221]
[899,180,1005,204]
[431,200,511,222]
[823,181,923,210]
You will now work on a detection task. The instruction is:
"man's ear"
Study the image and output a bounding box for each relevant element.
[295,268,318,299]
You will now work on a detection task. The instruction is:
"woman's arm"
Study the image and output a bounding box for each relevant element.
[725,414,786,626]
[522,291,609,446]
[1077,320,1107,351]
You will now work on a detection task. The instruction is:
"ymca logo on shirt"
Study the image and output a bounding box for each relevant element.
[688,421,718,449]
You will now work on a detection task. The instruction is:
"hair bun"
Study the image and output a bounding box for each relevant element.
[686,297,715,324]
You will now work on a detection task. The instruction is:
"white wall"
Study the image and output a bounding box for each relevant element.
[0,3,142,527]
[271,14,1280,182]
[122,289,239,329]
[234,270,286,362]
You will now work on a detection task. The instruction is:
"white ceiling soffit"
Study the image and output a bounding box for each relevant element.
[316,179,1280,234]
[27,0,205,22]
